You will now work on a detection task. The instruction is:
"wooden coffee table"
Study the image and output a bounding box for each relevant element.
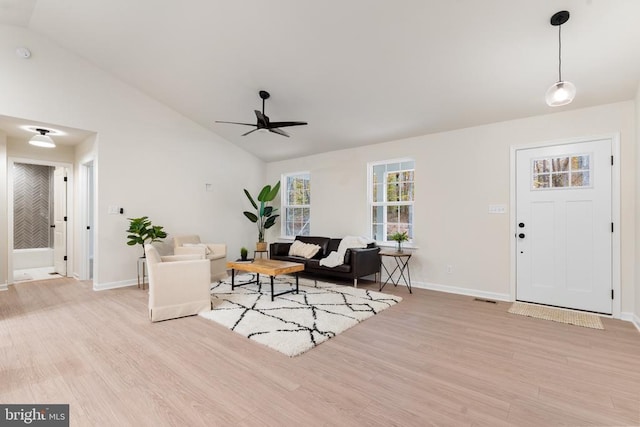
[226,259,305,301]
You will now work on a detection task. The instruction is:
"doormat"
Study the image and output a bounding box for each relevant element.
[199,274,402,357]
[508,302,604,330]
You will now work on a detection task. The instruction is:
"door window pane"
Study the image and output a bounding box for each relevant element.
[532,154,592,190]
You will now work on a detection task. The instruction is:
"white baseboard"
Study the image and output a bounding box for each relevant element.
[93,279,138,291]
[621,312,640,332]
[412,280,511,302]
[0,282,7,291]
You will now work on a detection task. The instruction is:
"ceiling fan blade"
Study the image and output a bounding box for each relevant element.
[269,128,290,137]
[267,121,308,128]
[216,121,257,127]
[242,128,260,136]
[254,110,269,127]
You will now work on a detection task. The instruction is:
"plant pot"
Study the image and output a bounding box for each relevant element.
[396,241,403,253]
[256,241,268,252]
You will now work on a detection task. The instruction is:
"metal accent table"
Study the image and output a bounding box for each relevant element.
[137,257,147,290]
[379,250,412,293]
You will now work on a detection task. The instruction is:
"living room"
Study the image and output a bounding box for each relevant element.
[1,1,640,425]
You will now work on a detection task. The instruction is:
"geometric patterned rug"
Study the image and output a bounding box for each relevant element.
[199,273,402,356]
[508,302,604,330]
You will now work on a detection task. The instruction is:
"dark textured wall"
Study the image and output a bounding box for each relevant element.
[14,163,53,249]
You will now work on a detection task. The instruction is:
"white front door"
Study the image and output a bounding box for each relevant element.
[53,167,67,276]
[516,139,612,314]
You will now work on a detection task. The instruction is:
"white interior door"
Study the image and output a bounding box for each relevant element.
[53,167,67,275]
[516,139,612,314]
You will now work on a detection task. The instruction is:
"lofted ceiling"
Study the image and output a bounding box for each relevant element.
[2,0,640,161]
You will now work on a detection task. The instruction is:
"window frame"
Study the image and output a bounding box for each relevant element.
[280,171,311,239]
[367,158,415,245]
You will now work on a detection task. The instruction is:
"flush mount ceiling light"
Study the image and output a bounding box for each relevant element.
[29,128,56,148]
[545,10,576,107]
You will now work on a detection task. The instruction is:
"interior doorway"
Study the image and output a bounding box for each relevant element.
[79,160,95,280]
[9,159,72,283]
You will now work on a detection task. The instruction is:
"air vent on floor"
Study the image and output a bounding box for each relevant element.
[474,298,497,304]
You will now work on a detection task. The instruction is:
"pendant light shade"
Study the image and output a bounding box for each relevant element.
[546,11,575,107]
[29,128,56,148]
[545,80,576,107]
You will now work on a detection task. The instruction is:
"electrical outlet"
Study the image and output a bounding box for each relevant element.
[446,265,453,274]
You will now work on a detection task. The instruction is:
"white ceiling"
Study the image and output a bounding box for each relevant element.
[2,0,640,161]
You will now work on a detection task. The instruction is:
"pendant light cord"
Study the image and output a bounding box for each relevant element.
[558,24,563,82]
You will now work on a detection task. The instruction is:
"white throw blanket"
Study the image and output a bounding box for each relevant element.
[319,236,371,268]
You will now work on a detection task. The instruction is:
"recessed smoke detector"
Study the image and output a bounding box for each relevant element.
[16,47,31,59]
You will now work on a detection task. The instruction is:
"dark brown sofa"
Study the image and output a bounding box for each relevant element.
[270,236,380,287]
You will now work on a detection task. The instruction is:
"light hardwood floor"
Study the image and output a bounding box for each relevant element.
[1,277,639,426]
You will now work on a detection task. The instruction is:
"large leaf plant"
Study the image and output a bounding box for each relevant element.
[243,181,280,242]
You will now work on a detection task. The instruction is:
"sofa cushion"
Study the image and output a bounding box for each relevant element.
[289,240,322,259]
[306,259,351,274]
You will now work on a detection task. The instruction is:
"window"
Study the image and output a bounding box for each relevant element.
[532,154,591,189]
[369,159,415,243]
[282,172,311,238]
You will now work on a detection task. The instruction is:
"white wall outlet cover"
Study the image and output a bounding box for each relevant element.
[16,47,31,58]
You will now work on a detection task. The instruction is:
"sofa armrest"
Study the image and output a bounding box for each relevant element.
[203,243,226,257]
[270,242,292,257]
[350,247,381,277]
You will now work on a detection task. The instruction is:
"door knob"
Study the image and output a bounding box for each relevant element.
[518,233,525,239]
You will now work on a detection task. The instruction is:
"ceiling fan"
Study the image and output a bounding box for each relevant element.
[216,90,307,137]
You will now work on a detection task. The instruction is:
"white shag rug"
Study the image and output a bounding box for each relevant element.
[199,274,402,357]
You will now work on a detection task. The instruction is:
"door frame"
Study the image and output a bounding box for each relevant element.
[7,157,74,284]
[509,134,621,318]
[78,159,96,281]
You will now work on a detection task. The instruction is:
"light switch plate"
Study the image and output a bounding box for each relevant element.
[488,204,506,214]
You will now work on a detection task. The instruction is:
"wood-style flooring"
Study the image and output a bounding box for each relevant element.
[1,277,639,426]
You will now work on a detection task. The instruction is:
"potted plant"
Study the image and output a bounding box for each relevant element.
[126,216,168,257]
[243,181,280,251]
[240,247,248,261]
[390,231,409,253]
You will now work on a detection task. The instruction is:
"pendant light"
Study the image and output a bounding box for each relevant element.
[545,10,576,107]
[29,128,56,148]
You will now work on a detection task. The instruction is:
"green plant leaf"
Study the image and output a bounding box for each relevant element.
[257,185,272,202]
[244,189,258,210]
[264,215,279,229]
[243,211,258,222]
[263,206,273,217]
[264,181,280,202]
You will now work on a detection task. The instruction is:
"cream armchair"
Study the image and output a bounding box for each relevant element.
[173,235,228,282]
[145,244,212,322]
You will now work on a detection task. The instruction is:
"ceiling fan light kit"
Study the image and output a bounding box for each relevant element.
[29,128,56,148]
[546,10,576,107]
[216,90,308,137]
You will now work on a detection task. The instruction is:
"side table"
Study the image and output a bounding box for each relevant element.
[254,250,268,259]
[137,257,147,290]
[379,250,412,293]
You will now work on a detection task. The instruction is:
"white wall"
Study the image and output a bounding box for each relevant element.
[0,25,264,288]
[635,84,640,327]
[267,101,637,315]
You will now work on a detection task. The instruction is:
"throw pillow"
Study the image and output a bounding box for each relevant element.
[289,240,321,259]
